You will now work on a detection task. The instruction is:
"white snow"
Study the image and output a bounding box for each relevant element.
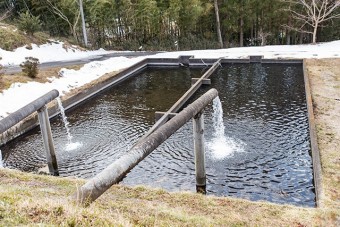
[0,40,339,119]
[0,41,118,66]
[153,40,340,59]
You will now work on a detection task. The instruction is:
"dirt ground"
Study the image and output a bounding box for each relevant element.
[305,58,340,212]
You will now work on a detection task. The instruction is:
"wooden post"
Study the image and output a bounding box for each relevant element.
[193,111,206,194]
[37,105,59,176]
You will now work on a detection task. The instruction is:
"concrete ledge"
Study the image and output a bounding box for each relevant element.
[303,59,323,208]
[249,55,264,63]
[261,59,303,64]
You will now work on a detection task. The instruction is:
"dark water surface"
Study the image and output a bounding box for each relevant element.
[1,64,315,207]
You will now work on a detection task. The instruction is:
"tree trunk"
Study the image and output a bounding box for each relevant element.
[213,0,223,48]
[286,30,291,45]
[286,16,292,45]
[312,23,318,44]
[251,22,254,45]
[240,17,244,47]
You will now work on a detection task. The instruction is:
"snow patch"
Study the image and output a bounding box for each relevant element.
[0,41,115,66]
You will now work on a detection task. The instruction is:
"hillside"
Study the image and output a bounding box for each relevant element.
[0,22,49,51]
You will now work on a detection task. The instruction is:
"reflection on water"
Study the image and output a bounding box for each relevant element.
[0,64,315,207]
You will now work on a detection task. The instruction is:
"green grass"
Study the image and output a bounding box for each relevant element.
[0,168,338,226]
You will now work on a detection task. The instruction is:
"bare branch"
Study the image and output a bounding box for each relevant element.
[0,7,13,21]
[282,24,314,34]
[282,0,340,43]
[44,0,80,40]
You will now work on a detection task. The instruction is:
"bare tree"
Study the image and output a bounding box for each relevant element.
[258,29,271,46]
[45,0,80,42]
[213,0,223,48]
[0,3,13,22]
[0,9,12,21]
[283,0,340,43]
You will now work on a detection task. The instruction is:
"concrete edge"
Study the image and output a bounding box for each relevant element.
[303,59,323,208]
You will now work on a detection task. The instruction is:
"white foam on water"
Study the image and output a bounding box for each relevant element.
[208,136,246,160]
[208,97,246,160]
[65,141,83,151]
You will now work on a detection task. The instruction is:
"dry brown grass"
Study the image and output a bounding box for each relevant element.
[0,65,83,92]
[305,59,340,213]
[0,168,337,226]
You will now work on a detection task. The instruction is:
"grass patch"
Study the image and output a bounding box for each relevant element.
[0,65,83,93]
[0,168,337,226]
[0,23,49,51]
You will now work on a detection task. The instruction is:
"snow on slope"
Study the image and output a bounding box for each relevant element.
[0,56,144,119]
[0,40,339,119]
[0,41,115,66]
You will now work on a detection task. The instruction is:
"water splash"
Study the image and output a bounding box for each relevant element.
[212,97,225,139]
[56,98,82,151]
[208,97,246,160]
[0,149,4,168]
[65,141,82,151]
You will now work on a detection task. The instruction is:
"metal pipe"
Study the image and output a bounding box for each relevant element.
[37,105,59,176]
[0,90,59,134]
[75,88,218,205]
[193,112,206,194]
